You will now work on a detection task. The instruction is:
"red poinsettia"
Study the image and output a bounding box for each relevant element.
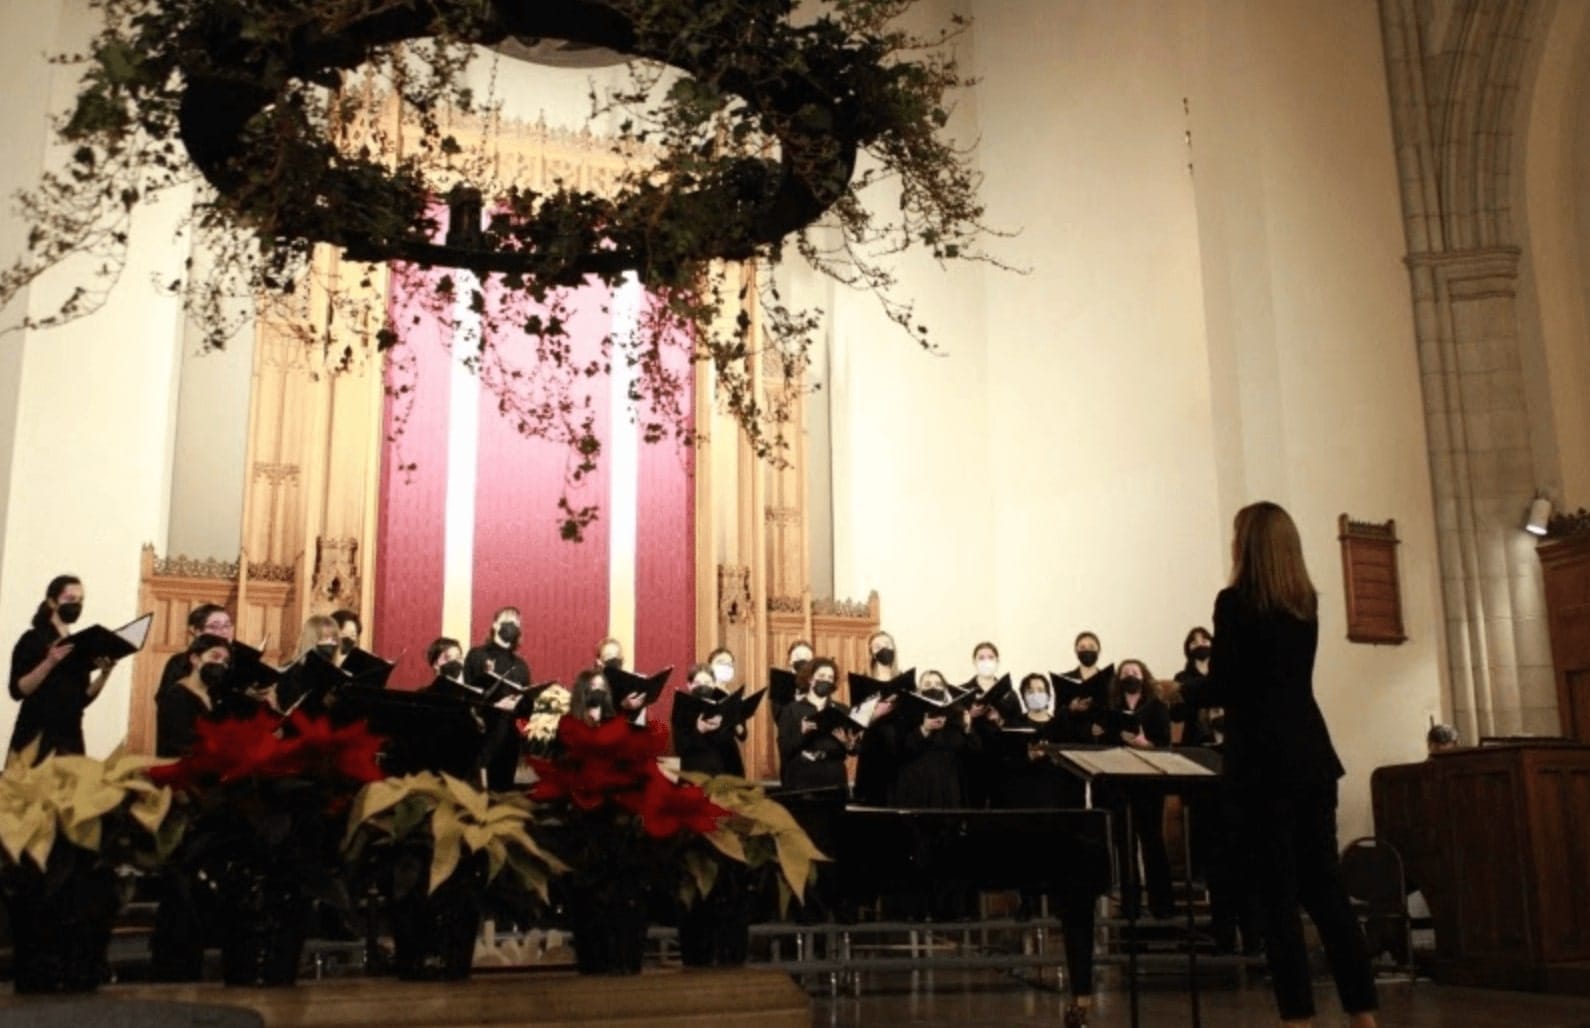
[527,714,728,840]
[626,772,729,839]
[149,710,385,791]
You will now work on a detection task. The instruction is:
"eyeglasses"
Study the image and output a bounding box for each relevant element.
[204,620,233,631]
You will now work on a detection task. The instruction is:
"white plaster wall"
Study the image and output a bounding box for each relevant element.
[1195,0,1448,836]
[0,0,186,755]
[972,0,1227,685]
[828,0,997,681]
[824,0,1446,840]
[166,310,254,561]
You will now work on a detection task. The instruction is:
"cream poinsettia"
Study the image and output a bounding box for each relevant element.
[0,742,177,874]
[344,771,566,897]
[677,772,827,913]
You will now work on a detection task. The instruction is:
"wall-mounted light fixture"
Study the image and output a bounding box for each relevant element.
[1525,495,1553,537]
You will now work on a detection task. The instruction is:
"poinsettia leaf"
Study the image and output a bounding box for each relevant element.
[777,832,816,903]
[0,803,36,864]
[62,815,101,853]
[351,778,409,828]
[683,848,718,900]
[129,786,171,835]
[484,838,507,883]
[23,818,57,872]
[703,827,746,863]
[429,801,463,893]
[68,774,125,829]
[461,823,494,854]
[391,794,431,840]
[442,773,488,822]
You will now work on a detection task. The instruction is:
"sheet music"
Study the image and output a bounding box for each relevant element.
[850,695,881,729]
[114,613,153,651]
[1131,749,1217,775]
[1060,748,1160,776]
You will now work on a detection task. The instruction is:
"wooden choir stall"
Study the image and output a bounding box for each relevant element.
[1371,742,1590,993]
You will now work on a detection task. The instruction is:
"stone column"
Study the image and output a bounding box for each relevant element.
[1408,248,1556,738]
[1380,0,1559,738]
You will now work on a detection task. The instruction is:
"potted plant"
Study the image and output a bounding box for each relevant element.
[526,716,730,974]
[675,772,826,967]
[0,743,178,993]
[343,771,566,980]
[148,710,385,986]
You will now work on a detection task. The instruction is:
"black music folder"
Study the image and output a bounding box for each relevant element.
[63,613,153,664]
[847,668,916,706]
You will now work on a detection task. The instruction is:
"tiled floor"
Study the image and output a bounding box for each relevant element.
[808,971,1590,1026]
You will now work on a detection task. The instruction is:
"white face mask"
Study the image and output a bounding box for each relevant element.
[976,658,998,677]
[1026,693,1050,712]
[712,662,735,684]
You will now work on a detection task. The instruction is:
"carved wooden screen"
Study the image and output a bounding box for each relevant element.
[1338,514,1407,645]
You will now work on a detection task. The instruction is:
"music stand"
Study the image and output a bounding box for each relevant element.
[337,685,486,783]
[1054,746,1221,1028]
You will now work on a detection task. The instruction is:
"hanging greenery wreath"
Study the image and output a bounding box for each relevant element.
[2,0,997,539]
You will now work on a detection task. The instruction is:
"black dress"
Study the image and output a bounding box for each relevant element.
[992,715,1099,996]
[157,651,189,703]
[1100,696,1175,917]
[157,683,207,759]
[1051,665,1113,744]
[463,643,530,790]
[995,715,1071,809]
[8,625,94,757]
[677,717,744,776]
[1171,662,1212,746]
[776,698,849,793]
[892,718,974,808]
[850,713,901,806]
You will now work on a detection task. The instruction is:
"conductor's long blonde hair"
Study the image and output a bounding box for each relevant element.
[1230,501,1318,621]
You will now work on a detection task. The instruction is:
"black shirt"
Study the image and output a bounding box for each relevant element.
[677,718,744,777]
[8,624,95,758]
[1171,662,1211,746]
[463,642,530,692]
[1104,695,1172,748]
[777,698,850,792]
[156,682,209,759]
[1052,665,1114,744]
[893,718,975,808]
[157,651,189,703]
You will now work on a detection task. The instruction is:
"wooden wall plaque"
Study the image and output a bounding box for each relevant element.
[1338,514,1407,644]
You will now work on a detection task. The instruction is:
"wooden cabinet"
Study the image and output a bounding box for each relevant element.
[1372,744,1590,992]
[1538,529,1590,741]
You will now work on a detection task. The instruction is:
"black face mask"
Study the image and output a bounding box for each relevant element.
[1077,650,1099,668]
[602,656,622,670]
[199,663,231,689]
[497,623,521,647]
[1188,645,1212,662]
[1208,715,1226,734]
[1121,677,1143,695]
[440,660,465,681]
[56,602,83,626]
[314,642,338,661]
[873,647,896,667]
[791,658,811,674]
[811,679,836,698]
[339,637,357,656]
